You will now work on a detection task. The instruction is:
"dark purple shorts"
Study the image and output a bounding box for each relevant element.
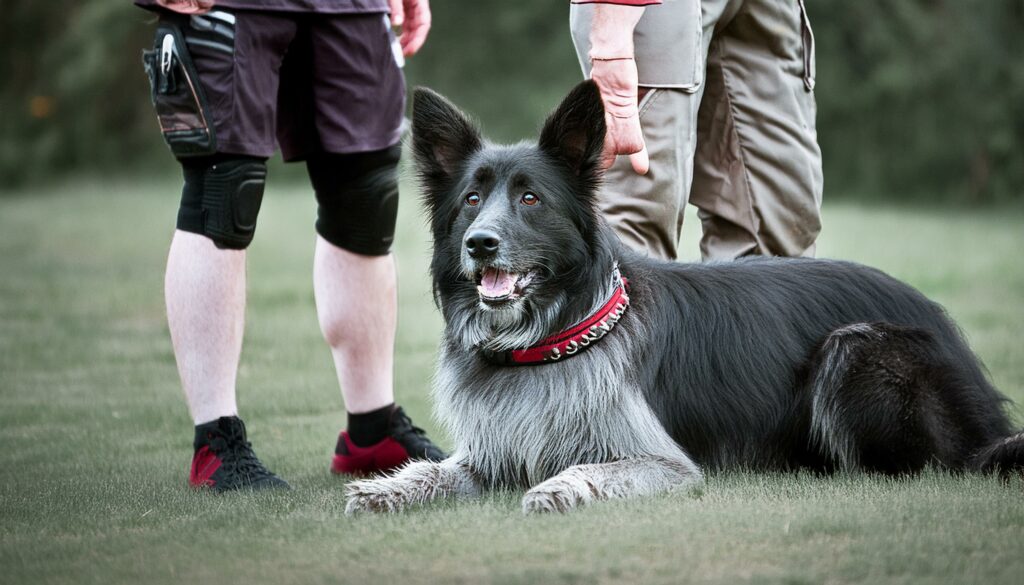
[150,8,405,160]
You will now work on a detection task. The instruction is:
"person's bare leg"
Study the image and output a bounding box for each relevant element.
[313,235,396,414]
[165,230,246,424]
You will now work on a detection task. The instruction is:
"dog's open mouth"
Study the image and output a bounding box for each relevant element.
[475,268,536,306]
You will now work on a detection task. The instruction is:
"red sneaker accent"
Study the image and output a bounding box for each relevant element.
[331,431,410,475]
[189,445,222,488]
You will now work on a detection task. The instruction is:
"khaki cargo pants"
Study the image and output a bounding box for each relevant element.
[571,0,823,261]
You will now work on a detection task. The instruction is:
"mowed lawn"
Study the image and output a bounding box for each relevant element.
[1,175,1023,585]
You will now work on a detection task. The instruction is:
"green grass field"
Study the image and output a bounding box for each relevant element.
[2,178,1023,585]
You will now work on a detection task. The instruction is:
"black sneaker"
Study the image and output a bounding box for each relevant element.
[189,416,290,492]
[331,406,447,475]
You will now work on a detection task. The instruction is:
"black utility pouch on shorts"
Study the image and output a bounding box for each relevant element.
[142,18,217,158]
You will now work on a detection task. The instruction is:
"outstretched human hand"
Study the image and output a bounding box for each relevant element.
[155,0,214,14]
[388,0,432,57]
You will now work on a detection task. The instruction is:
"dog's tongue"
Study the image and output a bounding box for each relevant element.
[478,268,518,298]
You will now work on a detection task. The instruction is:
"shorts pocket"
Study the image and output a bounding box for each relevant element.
[797,0,816,91]
[142,16,220,157]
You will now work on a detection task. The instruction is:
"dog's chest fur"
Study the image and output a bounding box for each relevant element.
[433,334,685,488]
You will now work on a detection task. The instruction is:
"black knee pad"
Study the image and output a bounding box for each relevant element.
[178,156,267,250]
[307,145,401,256]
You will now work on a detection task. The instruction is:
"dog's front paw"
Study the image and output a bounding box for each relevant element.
[345,479,406,515]
[522,488,579,514]
[522,478,592,515]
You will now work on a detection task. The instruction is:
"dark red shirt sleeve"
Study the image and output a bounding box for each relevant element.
[571,1,662,5]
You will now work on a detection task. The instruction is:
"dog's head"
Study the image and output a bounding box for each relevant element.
[412,81,616,351]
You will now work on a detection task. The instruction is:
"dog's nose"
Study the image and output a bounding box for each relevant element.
[465,230,500,258]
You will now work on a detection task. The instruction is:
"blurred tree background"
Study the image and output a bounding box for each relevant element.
[1,0,1021,202]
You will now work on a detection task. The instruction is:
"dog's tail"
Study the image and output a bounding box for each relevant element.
[973,431,1024,477]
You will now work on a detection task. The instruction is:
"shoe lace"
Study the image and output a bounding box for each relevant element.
[390,408,437,455]
[213,425,272,478]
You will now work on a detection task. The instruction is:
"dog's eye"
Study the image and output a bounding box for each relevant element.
[465,192,481,206]
[521,192,540,206]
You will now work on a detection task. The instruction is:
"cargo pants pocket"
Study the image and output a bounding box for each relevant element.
[570,0,703,91]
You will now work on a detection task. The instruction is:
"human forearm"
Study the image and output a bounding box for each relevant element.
[587,4,646,59]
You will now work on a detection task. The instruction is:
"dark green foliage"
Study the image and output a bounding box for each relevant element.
[0,2,164,184]
[1,0,1020,201]
[810,0,1024,202]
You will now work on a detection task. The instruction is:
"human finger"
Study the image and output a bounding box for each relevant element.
[629,146,649,175]
[388,0,404,27]
[401,1,431,56]
[602,111,647,173]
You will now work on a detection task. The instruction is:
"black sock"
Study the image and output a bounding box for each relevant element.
[347,403,395,447]
[193,416,244,451]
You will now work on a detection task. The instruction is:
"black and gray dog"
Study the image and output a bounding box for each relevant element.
[346,81,1023,514]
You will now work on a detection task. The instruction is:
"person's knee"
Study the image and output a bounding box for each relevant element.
[307,145,401,256]
[178,155,268,250]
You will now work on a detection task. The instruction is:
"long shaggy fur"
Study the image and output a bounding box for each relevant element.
[345,81,1022,515]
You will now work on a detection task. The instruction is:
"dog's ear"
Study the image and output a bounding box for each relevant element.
[412,88,483,192]
[538,80,607,181]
